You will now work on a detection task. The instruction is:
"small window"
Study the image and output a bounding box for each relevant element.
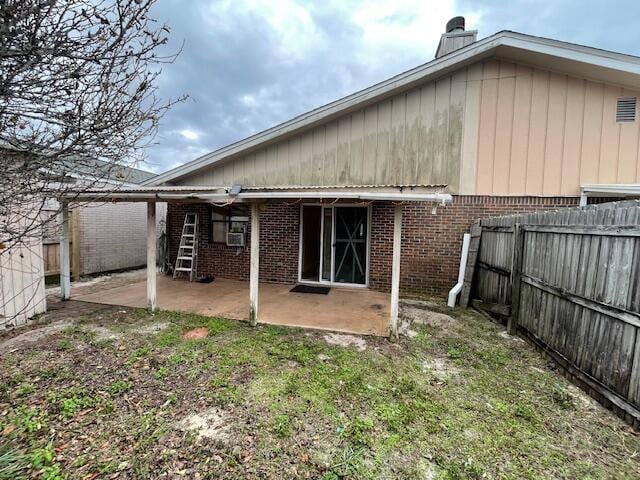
[210,207,248,243]
[616,97,636,122]
[211,210,227,243]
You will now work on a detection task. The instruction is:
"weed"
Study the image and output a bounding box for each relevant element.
[16,383,35,397]
[109,379,132,396]
[45,387,94,419]
[30,441,64,480]
[100,400,116,414]
[320,473,339,480]
[344,416,374,446]
[205,317,234,335]
[514,404,539,424]
[155,330,180,347]
[12,406,47,433]
[154,366,168,380]
[209,376,239,406]
[271,414,292,438]
[552,383,575,409]
[447,347,463,359]
[3,306,640,479]
[131,410,166,454]
[128,345,151,364]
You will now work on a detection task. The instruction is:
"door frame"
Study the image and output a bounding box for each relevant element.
[297,202,371,288]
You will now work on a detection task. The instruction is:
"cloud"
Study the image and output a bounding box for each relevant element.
[144,0,640,175]
[179,129,200,141]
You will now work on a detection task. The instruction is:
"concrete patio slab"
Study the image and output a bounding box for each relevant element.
[73,275,390,336]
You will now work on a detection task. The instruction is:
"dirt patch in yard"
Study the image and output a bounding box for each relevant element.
[421,358,460,379]
[138,321,171,335]
[0,321,73,354]
[323,333,367,351]
[400,303,458,330]
[177,407,231,442]
[182,327,209,340]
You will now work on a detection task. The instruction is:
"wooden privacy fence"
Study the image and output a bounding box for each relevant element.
[462,200,640,427]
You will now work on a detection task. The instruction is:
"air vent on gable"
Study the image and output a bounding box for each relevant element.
[616,97,636,122]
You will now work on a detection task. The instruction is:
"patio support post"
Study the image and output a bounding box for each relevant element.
[147,201,157,312]
[59,201,71,300]
[389,203,402,341]
[249,202,260,326]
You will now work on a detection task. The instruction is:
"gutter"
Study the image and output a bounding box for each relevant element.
[65,190,453,204]
[580,183,640,206]
[447,233,471,307]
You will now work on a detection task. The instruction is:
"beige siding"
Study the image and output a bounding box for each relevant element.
[1,208,46,328]
[475,59,640,195]
[176,58,640,195]
[176,67,478,193]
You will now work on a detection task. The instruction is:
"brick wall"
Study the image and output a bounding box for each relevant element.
[370,196,579,295]
[167,202,299,283]
[168,196,579,297]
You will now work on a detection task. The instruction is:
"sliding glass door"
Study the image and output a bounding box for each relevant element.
[299,205,369,286]
[333,207,368,285]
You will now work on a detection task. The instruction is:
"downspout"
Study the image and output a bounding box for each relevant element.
[447,233,470,307]
[579,186,588,207]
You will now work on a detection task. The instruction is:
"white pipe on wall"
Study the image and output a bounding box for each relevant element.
[447,233,471,308]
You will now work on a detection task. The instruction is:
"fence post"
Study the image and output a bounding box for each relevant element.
[71,207,81,281]
[460,221,482,308]
[507,223,525,335]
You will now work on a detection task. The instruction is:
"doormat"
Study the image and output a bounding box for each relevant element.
[290,284,331,295]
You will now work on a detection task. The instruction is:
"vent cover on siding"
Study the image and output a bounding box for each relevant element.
[616,97,636,122]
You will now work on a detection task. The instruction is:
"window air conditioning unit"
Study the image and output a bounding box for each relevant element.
[226,231,245,247]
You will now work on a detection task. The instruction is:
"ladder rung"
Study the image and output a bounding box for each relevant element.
[175,267,192,272]
[182,234,194,237]
[180,245,194,249]
[184,223,196,227]
[178,256,193,261]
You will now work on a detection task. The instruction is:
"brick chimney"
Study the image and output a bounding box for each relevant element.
[435,17,477,58]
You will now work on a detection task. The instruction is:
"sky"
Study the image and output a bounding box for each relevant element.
[144,0,640,174]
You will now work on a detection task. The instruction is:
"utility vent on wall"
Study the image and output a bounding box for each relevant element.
[616,97,636,122]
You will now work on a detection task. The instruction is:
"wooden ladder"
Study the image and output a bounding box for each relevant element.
[173,213,198,281]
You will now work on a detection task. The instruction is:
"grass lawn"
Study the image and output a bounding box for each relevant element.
[1,302,639,479]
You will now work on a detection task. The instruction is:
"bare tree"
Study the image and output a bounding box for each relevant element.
[0,0,184,250]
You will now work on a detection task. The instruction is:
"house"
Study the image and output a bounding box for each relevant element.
[66,18,640,337]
